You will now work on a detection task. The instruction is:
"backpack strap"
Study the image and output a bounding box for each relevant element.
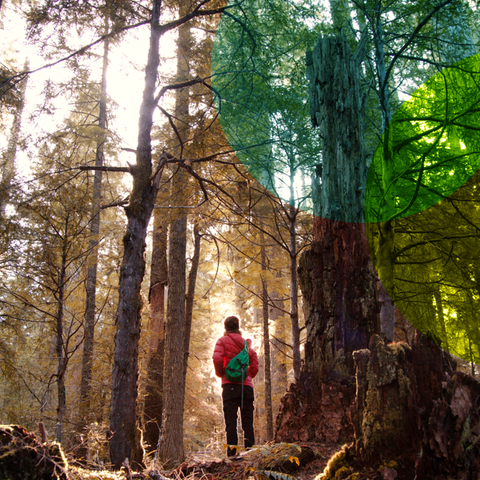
[228,334,247,354]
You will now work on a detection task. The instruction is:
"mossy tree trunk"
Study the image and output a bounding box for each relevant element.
[275,32,380,444]
[325,333,480,479]
[304,33,379,380]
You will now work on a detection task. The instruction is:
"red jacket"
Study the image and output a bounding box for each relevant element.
[212,333,259,387]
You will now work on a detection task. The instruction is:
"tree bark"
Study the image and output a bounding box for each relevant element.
[269,262,288,401]
[304,32,379,380]
[261,241,273,441]
[288,203,301,381]
[323,332,480,479]
[55,229,68,445]
[109,0,163,469]
[183,221,201,377]
[158,195,187,467]
[372,12,396,342]
[158,4,191,466]
[143,202,168,450]
[79,26,109,432]
[275,32,380,444]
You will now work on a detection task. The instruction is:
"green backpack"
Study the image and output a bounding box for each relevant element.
[225,340,249,383]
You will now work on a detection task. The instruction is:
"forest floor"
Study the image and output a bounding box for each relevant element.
[66,443,342,480]
[159,442,344,480]
[1,424,343,480]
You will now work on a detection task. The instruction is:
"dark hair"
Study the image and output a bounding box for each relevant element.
[224,315,241,335]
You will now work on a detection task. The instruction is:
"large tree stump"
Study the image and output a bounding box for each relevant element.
[352,335,420,476]
[275,32,380,446]
[317,334,480,479]
[275,371,355,444]
[415,371,480,479]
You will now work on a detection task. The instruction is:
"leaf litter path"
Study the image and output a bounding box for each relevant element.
[152,443,344,480]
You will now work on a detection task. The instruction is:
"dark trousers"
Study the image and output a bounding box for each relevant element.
[222,384,255,453]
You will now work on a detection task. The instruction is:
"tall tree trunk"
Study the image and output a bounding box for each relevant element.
[304,32,379,379]
[288,204,301,381]
[276,32,380,444]
[79,26,109,432]
[183,221,201,377]
[372,10,396,342]
[143,201,168,450]
[261,241,273,441]
[109,0,164,468]
[55,226,69,445]
[158,5,191,466]
[269,266,288,418]
[159,203,187,466]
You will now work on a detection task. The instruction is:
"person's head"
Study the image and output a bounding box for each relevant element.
[224,315,241,335]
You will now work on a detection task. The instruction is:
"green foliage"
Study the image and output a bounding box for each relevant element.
[212,0,323,211]
[366,53,480,364]
[366,53,480,223]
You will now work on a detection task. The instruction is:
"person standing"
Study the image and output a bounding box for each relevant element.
[212,315,259,457]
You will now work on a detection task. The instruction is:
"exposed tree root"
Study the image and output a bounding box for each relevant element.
[0,424,68,480]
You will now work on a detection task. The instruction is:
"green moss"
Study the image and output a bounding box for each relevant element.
[315,444,350,480]
[378,460,399,476]
[334,466,353,479]
[386,460,399,469]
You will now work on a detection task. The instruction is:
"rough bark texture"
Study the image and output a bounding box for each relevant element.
[276,223,377,444]
[183,221,201,377]
[307,33,366,224]
[79,30,109,433]
[143,203,168,451]
[109,0,163,468]
[158,5,191,465]
[300,226,379,381]
[352,335,420,473]
[415,372,480,479]
[158,196,187,467]
[304,33,379,380]
[275,32,380,445]
[288,204,301,381]
[275,372,355,444]
[320,333,480,479]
